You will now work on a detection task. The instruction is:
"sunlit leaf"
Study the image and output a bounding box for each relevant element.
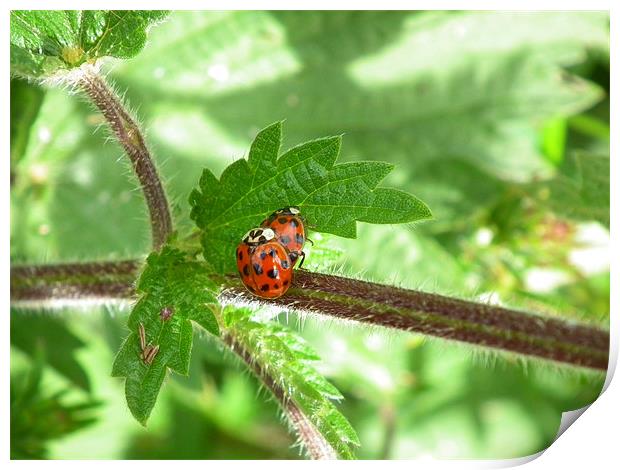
[190,121,431,272]
[112,246,219,425]
[10,10,168,78]
[223,306,360,459]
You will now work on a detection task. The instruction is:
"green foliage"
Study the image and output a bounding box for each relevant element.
[10,10,168,78]
[190,121,431,272]
[10,79,45,170]
[10,88,152,262]
[223,307,360,459]
[11,357,100,459]
[10,10,609,460]
[112,246,219,425]
[115,11,605,182]
[11,313,91,392]
[544,152,610,228]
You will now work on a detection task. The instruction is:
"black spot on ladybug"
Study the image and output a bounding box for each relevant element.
[237,250,243,260]
[259,251,267,260]
[243,265,250,276]
[280,235,291,245]
[269,248,276,257]
[283,280,289,286]
[260,284,270,291]
[267,268,278,278]
[289,252,298,263]
[278,217,288,224]
[295,233,304,244]
[281,259,290,269]
[253,263,263,275]
[274,283,279,289]
[290,219,299,227]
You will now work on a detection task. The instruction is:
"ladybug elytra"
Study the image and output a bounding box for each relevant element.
[236,227,294,299]
[261,206,306,267]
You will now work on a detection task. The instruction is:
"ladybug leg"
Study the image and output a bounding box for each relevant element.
[297,251,306,269]
[306,237,314,247]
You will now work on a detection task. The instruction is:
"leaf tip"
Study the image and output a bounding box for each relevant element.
[419,201,433,220]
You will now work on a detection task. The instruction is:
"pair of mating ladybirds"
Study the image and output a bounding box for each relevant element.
[236,207,307,299]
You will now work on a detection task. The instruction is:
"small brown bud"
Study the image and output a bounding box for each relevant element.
[160,306,174,321]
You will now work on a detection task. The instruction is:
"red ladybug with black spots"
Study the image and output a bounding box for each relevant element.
[236,227,294,299]
[261,206,307,267]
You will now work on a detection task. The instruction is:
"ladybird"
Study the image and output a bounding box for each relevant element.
[261,206,306,267]
[236,227,294,299]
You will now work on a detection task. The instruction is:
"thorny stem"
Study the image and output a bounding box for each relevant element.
[10,261,609,371]
[222,331,337,459]
[77,66,172,250]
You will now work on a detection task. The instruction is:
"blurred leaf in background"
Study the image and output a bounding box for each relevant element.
[10,352,101,459]
[10,78,44,179]
[11,312,91,392]
[10,11,609,459]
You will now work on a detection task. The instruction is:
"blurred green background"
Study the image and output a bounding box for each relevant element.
[10,11,609,459]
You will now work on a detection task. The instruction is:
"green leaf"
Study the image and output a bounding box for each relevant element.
[10,87,155,261]
[190,121,431,272]
[10,79,45,170]
[112,246,220,425]
[115,11,606,182]
[540,118,568,165]
[543,152,610,227]
[10,313,91,392]
[11,358,101,459]
[224,307,360,459]
[10,10,168,78]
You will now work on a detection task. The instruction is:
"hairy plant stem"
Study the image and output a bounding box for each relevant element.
[10,260,140,307]
[77,66,172,250]
[221,331,337,459]
[10,261,609,371]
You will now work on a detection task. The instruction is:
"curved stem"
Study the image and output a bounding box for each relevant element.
[10,261,609,371]
[222,332,337,459]
[77,66,172,250]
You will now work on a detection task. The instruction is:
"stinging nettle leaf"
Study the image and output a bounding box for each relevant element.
[542,152,610,228]
[223,307,360,459]
[10,10,169,79]
[10,313,91,392]
[123,11,605,185]
[112,246,219,425]
[190,121,431,272]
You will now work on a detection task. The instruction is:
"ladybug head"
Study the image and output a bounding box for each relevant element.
[242,227,275,245]
[276,206,301,216]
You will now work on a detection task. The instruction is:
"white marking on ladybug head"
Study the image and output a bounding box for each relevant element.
[276,206,300,215]
[243,227,275,245]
